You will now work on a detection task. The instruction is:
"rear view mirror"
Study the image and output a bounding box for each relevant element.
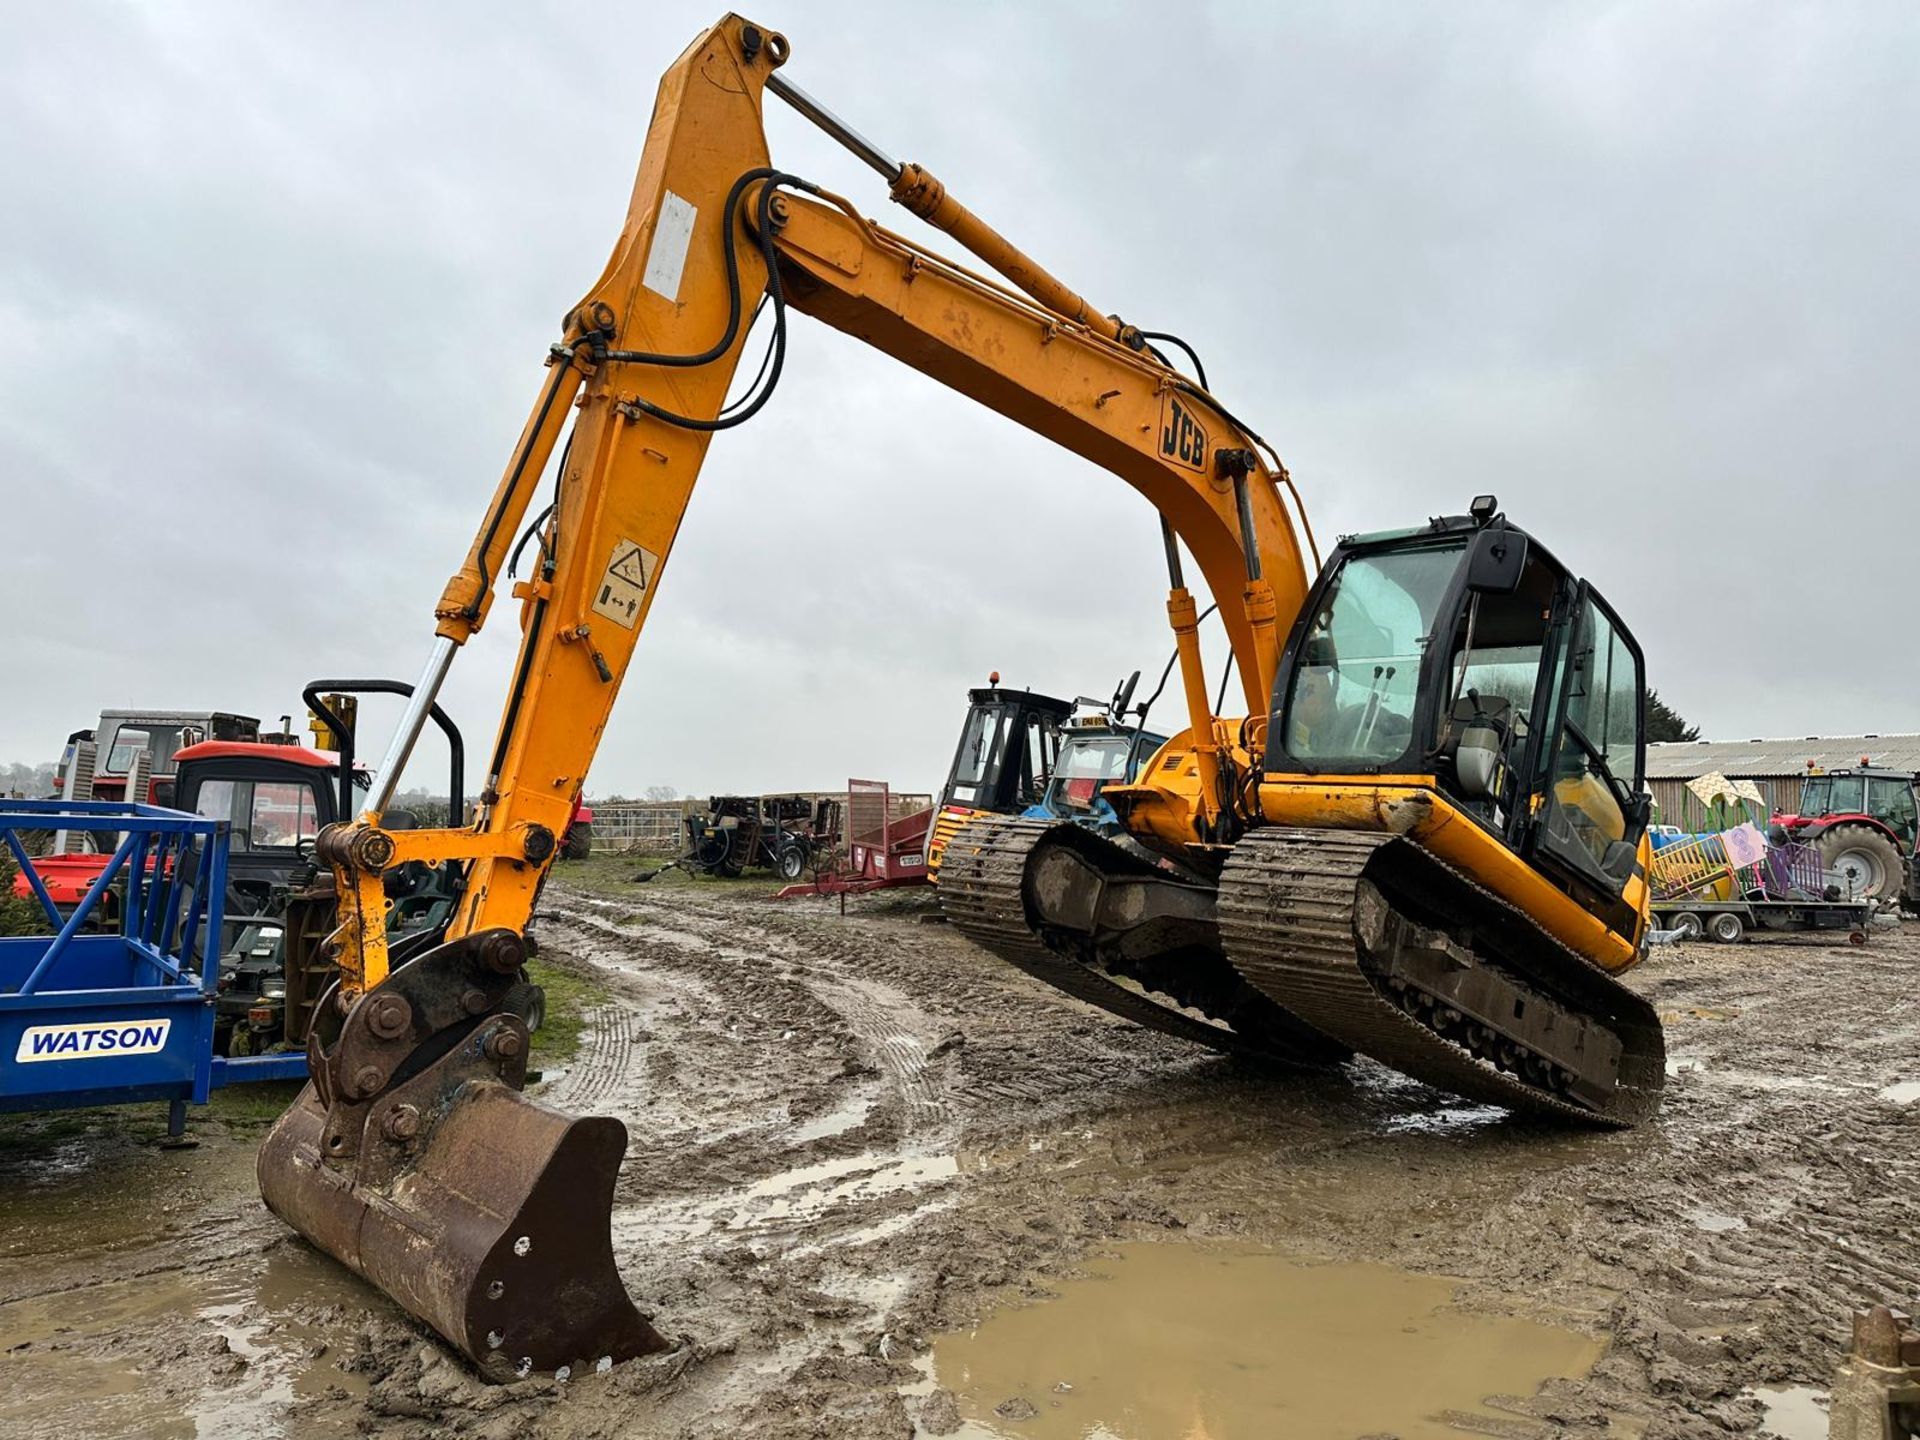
[1466,527,1528,594]
[1112,669,1141,719]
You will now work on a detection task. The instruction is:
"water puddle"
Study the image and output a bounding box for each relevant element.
[0,1243,374,1438]
[1747,1383,1829,1439]
[789,1091,877,1144]
[1688,1208,1747,1233]
[919,1243,1608,1439]
[1880,1080,1920,1104]
[1378,1102,1509,1136]
[1708,1067,1852,1094]
[737,1153,959,1228]
[1664,1058,1851,1094]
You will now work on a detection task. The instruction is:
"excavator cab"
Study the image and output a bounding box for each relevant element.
[1233,499,1664,1122]
[1269,498,1652,930]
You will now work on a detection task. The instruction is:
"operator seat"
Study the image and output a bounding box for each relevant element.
[1441,691,1514,815]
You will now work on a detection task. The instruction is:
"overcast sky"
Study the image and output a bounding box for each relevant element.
[3,2,1915,798]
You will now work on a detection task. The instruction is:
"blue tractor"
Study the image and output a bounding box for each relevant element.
[1022,672,1167,840]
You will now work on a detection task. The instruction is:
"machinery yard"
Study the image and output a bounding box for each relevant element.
[4,862,1916,1439]
[5,6,1918,1438]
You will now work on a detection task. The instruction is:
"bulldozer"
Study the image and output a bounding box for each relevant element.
[925,676,1074,876]
[254,13,1664,1381]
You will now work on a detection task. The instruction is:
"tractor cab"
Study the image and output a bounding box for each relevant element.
[171,681,474,1054]
[1779,765,1919,849]
[1268,496,1651,935]
[1774,763,1918,901]
[926,677,1073,875]
[172,740,353,914]
[170,739,359,1052]
[1026,697,1168,836]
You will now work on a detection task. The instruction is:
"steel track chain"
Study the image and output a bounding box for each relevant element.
[937,816,1312,1064]
[1217,829,1663,1127]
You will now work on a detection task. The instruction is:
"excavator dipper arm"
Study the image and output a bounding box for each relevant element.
[259,13,1314,1378]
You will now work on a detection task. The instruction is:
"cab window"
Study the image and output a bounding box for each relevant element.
[1535,591,1644,895]
[1869,776,1916,843]
[1828,774,1864,815]
[1560,600,1640,781]
[1798,775,1830,816]
[1023,715,1059,804]
[193,778,321,851]
[948,708,1005,804]
[1280,542,1463,765]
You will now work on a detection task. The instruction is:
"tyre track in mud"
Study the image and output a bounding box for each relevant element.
[539,899,958,1139]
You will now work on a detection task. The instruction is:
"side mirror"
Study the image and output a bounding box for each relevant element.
[1466,527,1528,595]
[1112,669,1140,719]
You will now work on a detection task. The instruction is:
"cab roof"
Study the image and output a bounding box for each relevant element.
[965,686,1074,717]
[173,740,339,770]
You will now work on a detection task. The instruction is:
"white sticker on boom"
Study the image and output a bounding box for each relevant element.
[17,1018,171,1063]
[642,191,697,302]
[592,537,658,630]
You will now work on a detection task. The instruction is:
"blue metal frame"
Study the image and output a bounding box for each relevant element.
[1,799,307,1119]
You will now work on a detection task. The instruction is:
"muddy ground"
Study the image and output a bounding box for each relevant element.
[2,859,1916,1438]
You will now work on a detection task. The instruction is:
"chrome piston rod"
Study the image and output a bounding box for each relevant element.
[361,635,458,819]
[765,72,900,181]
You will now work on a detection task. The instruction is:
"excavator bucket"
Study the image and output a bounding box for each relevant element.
[257,929,668,1379]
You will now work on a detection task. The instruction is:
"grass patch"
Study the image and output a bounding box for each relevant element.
[551,852,662,898]
[525,957,604,1068]
[206,1080,307,1127]
[550,851,793,900]
[0,1108,98,1155]
[0,1080,306,1156]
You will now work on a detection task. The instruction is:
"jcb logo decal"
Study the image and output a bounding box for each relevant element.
[1159,393,1209,472]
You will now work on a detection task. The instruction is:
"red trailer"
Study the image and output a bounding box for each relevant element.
[774,779,931,900]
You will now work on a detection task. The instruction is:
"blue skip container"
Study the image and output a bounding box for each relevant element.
[1,798,307,1138]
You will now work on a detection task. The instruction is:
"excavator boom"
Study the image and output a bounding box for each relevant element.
[259,12,1313,1378]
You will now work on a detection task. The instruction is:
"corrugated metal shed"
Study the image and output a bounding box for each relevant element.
[1644,733,1920,827]
[1645,734,1920,779]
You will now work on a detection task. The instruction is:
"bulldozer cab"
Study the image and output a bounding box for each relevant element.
[1268,500,1649,931]
[938,685,1073,816]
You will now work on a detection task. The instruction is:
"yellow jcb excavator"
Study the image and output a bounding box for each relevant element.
[257,13,1664,1381]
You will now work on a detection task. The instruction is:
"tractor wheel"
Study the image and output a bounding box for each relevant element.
[777,845,807,882]
[1815,824,1903,900]
[562,823,593,860]
[1668,912,1705,941]
[1707,911,1746,943]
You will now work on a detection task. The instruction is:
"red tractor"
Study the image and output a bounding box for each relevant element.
[1772,761,1919,906]
[11,682,556,1051]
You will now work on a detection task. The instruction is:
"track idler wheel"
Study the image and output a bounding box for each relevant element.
[257,928,668,1380]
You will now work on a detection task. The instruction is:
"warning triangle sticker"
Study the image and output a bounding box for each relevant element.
[609,545,649,587]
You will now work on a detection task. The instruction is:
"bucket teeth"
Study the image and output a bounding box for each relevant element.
[257,931,668,1377]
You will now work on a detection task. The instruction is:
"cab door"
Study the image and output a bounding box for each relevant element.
[1525,584,1650,914]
